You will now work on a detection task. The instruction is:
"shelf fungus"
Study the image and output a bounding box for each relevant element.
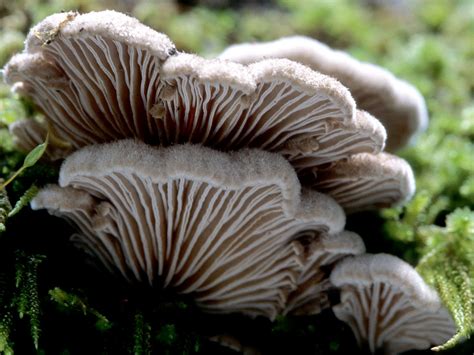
[4,10,177,148]
[302,152,415,212]
[31,140,348,319]
[3,11,418,212]
[284,230,365,315]
[219,36,428,151]
[4,13,386,169]
[158,53,386,160]
[5,11,414,213]
[330,254,456,354]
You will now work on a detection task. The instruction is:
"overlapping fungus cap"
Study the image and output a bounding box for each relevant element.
[5,13,385,166]
[330,254,456,354]
[31,140,346,319]
[157,53,384,157]
[4,11,413,212]
[303,152,415,212]
[219,36,428,151]
[284,230,365,315]
[5,10,177,147]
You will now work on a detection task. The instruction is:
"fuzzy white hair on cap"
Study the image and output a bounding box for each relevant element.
[157,53,386,171]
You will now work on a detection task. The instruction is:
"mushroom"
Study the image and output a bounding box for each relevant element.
[5,11,413,220]
[330,254,456,354]
[302,152,415,212]
[31,140,347,319]
[284,230,365,315]
[159,55,387,167]
[30,185,125,278]
[282,109,385,168]
[219,36,428,151]
[5,20,386,168]
[4,10,177,147]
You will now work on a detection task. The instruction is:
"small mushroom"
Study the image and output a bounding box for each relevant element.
[303,152,415,212]
[283,110,386,168]
[32,140,346,319]
[4,10,177,147]
[330,254,456,354]
[284,230,365,315]
[219,36,428,151]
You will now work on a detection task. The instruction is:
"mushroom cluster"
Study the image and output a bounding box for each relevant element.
[219,36,428,152]
[3,10,455,353]
[4,11,416,213]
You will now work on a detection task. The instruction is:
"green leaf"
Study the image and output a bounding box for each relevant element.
[22,142,47,169]
[0,133,49,190]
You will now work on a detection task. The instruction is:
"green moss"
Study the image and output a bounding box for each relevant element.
[416,208,474,350]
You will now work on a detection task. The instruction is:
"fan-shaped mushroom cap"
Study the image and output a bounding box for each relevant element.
[4,13,385,172]
[303,152,415,212]
[330,254,456,354]
[160,54,352,146]
[284,230,365,315]
[31,140,346,319]
[283,110,386,169]
[158,53,385,162]
[4,10,177,147]
[219,36,428,151]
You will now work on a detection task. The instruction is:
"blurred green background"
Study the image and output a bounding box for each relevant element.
[0,0,473,354]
